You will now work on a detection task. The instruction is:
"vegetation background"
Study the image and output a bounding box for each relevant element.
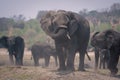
[0,3,120,48]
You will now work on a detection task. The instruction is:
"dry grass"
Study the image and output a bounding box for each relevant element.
[0,49,120,80]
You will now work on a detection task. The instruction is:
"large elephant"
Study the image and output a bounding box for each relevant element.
[0,36,25,65]
[31,43,58,67]
[40,10,90,71]
[90,29,120,75]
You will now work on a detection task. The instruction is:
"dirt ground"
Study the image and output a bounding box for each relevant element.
[0,49,120,80]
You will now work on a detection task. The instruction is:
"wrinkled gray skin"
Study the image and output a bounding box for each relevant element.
[40,10,90,71]
[0,36,24,65]
[91,29,120,76]
[31,43,58,67]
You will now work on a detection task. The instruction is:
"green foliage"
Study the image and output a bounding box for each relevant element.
[0,18,15,31]
[22,19,47,47]
[115,25,120,31]
[0,18,47,48]
[99,23,112,31]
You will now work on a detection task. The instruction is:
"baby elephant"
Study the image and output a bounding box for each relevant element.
[31,43,58,67]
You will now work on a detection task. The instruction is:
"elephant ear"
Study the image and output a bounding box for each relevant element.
[92,32,100,38]
[0,36,8,48]
[68,20,78,36]
[40,11,56,35]
[90,32,100,46]
[91,32,100,41]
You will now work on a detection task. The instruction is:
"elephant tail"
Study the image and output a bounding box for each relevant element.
[86,51,91,61]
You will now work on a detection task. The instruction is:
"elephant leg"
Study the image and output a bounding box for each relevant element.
[32,52,39,66]
[18,54,23,65]
[56,44,66,71]
[14,54,23,66]
[54,55,58,66]
[44,56,50,67]
[14,54,20,65]
[78,50,86,71]
[103,59,105,69]
[19,51,24,65]
[99,54,104,69]
[58,52,66,70]
[19,58,23,65]
[78,44,87,71]
[33,56,39,66]
[95,48,99,70]
[66,48,76,71]
[109,55,119,75]
[14,54,18,65]
[9,54,14,65]
[99,59,102,69]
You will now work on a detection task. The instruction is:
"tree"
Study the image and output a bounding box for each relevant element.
[0,17,15,31]
[36,10,47,20]
[110,3,120,17]
[12,14,26,29]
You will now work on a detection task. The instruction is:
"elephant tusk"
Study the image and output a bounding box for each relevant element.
[67,34,71,40]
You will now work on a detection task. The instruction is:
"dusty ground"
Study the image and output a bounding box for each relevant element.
[0,49,120,80]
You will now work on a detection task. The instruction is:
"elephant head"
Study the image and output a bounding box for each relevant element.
[40,10,79,40]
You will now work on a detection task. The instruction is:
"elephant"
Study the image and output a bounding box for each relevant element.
[40,10,90,71]
[90,29,120,75]
[31,43,58,67]
[0,36,25,65]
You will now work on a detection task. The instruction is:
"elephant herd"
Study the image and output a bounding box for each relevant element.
[0,10,120,76]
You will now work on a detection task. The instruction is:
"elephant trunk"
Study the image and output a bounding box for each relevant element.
[42,24,68,39]
[49,28,68,39]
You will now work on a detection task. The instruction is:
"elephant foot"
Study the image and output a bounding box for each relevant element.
[110,68,118,76]
[110,72,117,77]
[78,67,86,71]
[66,66,75,71]
[44,64,49,67]
[57,67,66,71]
[35,64,39,66]
[42,65,48,68]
